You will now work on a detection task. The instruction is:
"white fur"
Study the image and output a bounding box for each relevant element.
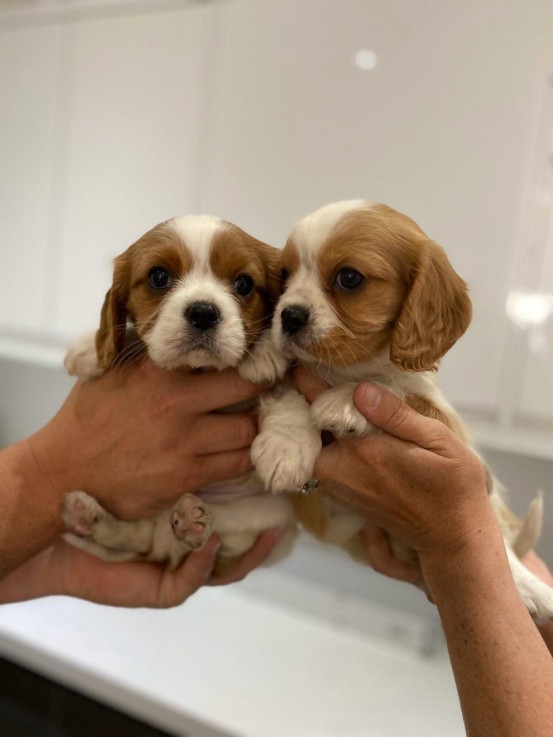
[147,274,247,371]
[255,201,553,621]
[63,214,297,569]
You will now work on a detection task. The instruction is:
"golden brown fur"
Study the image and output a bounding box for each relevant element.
[96,219,280,369]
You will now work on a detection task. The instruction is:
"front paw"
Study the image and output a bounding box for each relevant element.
[311,387,375,438]
[62,490,109,539]
[251,430,322,493]
[171,494,212,550]
[238,344,289,384]
[65,333,104,379]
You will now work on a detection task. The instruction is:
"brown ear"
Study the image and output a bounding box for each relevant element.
[391,241,472,371]
[255,242,283,307]
[95,253,131,369]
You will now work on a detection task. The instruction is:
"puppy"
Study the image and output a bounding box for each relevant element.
[63,215,296,573]
[251,200,553,622]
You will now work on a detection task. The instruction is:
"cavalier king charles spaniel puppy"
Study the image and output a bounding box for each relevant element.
[251,200,553,622]
[62,215,295,574]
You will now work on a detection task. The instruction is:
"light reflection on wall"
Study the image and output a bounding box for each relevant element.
[506,290,553,353]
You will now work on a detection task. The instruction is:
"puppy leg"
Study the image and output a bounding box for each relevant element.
[63,491,155,556]
[251,387,322,493]
[210,494,298,571]
[310,382,384,437]
[238,331,289,384]
[62,534,139,563]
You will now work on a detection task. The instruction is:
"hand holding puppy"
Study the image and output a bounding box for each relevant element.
[294,369,493,561]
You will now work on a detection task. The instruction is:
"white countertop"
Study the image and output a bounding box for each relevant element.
[0,567,465,737]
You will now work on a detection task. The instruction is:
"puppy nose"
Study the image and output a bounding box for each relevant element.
[281,305,310,334]
[186,302,221,330]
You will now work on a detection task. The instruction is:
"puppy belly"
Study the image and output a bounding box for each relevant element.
[197,471,264,504]
[210,494,297,558]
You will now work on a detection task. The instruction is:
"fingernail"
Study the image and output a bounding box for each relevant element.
[361,383,381,409]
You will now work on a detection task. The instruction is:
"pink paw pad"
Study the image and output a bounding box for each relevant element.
[62,491,103,538]
[171,495,212,550]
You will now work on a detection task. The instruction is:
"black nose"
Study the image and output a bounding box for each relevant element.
[186,302,221,331]
[281,305,310,334]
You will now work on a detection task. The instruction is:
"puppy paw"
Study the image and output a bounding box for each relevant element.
[238,339,289,384]
[64,333,104,379]
[171,494,212,550]
[251,430,322,493]
[311,386,375,437]
[62,491,110,539]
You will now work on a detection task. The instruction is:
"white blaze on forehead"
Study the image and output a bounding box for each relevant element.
[290,199,368,261]
[170,214,224,272]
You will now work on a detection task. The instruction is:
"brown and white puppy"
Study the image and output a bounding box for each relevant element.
[252,200,553,622]
[63,215,295,572]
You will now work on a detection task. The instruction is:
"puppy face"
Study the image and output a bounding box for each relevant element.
[274,201,471,371]
[96,215,280,370]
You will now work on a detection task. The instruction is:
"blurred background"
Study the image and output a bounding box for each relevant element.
[0,1,552,736]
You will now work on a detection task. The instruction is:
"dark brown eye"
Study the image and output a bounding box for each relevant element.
[148,267,173,290]
[280,268,290,284]
[234,273,255,297]
[334,267,365,292]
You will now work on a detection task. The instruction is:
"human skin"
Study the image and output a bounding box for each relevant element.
[0,530,283,608]
[294,368,553,737]
[0,360,272,580]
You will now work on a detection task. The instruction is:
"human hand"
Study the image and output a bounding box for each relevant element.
[293,367,493,564]
[28,360,270,519]
[0,529,283,608]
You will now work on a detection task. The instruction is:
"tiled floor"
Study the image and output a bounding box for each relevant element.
[0,656,178,737]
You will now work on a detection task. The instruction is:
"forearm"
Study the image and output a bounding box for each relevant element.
[422,523,553,737]
[0,436,67,577]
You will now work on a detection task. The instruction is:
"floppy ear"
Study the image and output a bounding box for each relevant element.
[256,242,283,308]
[95,252,132,369]
[390,241,472,371]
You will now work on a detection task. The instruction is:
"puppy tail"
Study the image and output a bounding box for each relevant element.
[512,491,544,559]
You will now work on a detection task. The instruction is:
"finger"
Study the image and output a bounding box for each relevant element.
[196,449,253,487]
[178,369,272,414]
[353,383,453,451]
[362,526,420,585]
[291,367,329,404]
[161,535,221,606]
[209,528,284,586]
[192,413,258,454]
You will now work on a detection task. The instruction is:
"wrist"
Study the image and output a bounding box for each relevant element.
[26,420,80,503]
[419,510,510,605]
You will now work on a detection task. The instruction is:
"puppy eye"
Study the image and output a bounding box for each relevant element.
[334,267,365,291]
[280,268,290,284]
[234,273,255,297]
[148,267,173,290]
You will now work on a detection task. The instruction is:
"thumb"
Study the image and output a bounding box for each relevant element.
[353,383,451,451]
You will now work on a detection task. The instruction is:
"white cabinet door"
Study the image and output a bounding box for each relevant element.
[201,0,553,415]
[54,3,215,337]
[0,23,63,333]
[518,235,553,425]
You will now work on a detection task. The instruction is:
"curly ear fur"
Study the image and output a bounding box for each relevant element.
[95,252,132,369]
[391,240,472,371]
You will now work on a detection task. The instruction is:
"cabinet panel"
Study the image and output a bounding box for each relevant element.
[518,234,553,425]
[55,4,214,336]
[0,24,62,332]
